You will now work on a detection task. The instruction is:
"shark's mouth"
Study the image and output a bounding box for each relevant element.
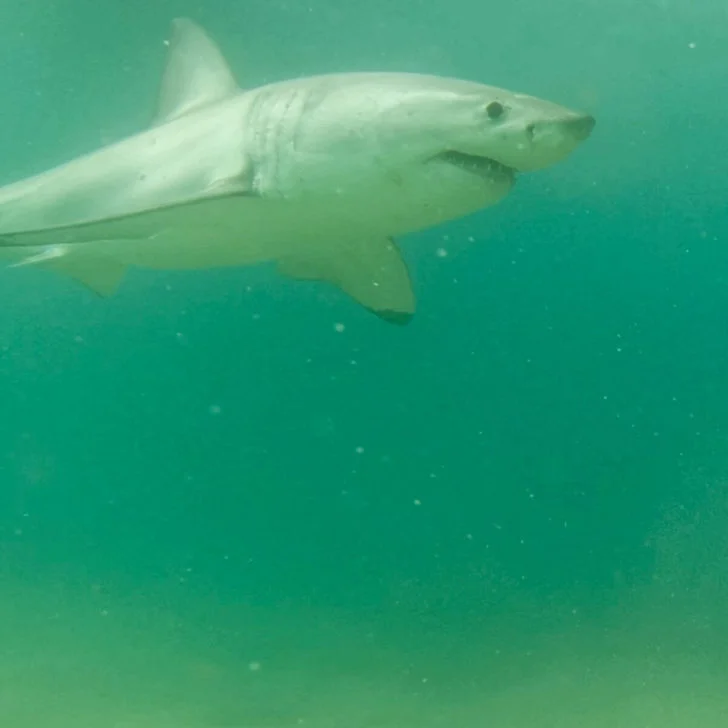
[437,150,515,182]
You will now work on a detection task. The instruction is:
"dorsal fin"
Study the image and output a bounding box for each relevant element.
[153,18,239,126]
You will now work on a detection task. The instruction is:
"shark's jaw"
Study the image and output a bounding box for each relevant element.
[434,150,517,185]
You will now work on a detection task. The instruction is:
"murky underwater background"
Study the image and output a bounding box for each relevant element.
[0,0,727,725]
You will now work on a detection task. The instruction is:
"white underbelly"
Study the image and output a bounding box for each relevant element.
[0,163,511,275]
[109,170,510,272]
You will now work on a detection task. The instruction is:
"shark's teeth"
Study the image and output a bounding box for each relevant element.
[436,151,515,180]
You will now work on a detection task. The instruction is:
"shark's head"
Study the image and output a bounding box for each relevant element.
[262,73,595,218]
[372,74,595,178]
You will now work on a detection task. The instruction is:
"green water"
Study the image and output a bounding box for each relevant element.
[0,0,727,726]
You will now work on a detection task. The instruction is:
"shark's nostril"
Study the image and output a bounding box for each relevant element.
[569,115,596,140]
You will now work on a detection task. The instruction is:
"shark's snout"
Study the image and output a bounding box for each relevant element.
[565,114,596,141]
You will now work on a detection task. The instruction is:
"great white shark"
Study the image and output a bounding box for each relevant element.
[0,18,595,324]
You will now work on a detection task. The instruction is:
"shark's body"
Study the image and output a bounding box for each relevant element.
[0,19,595,323]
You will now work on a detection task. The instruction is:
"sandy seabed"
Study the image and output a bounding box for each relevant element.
[0,572,726,728]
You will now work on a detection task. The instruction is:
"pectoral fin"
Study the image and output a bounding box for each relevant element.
[14,247,127,297]
[277,237,415,325]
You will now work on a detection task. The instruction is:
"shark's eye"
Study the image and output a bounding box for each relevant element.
[486,101,505,120]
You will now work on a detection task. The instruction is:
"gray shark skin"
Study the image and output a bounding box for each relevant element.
[0,18,595,324]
